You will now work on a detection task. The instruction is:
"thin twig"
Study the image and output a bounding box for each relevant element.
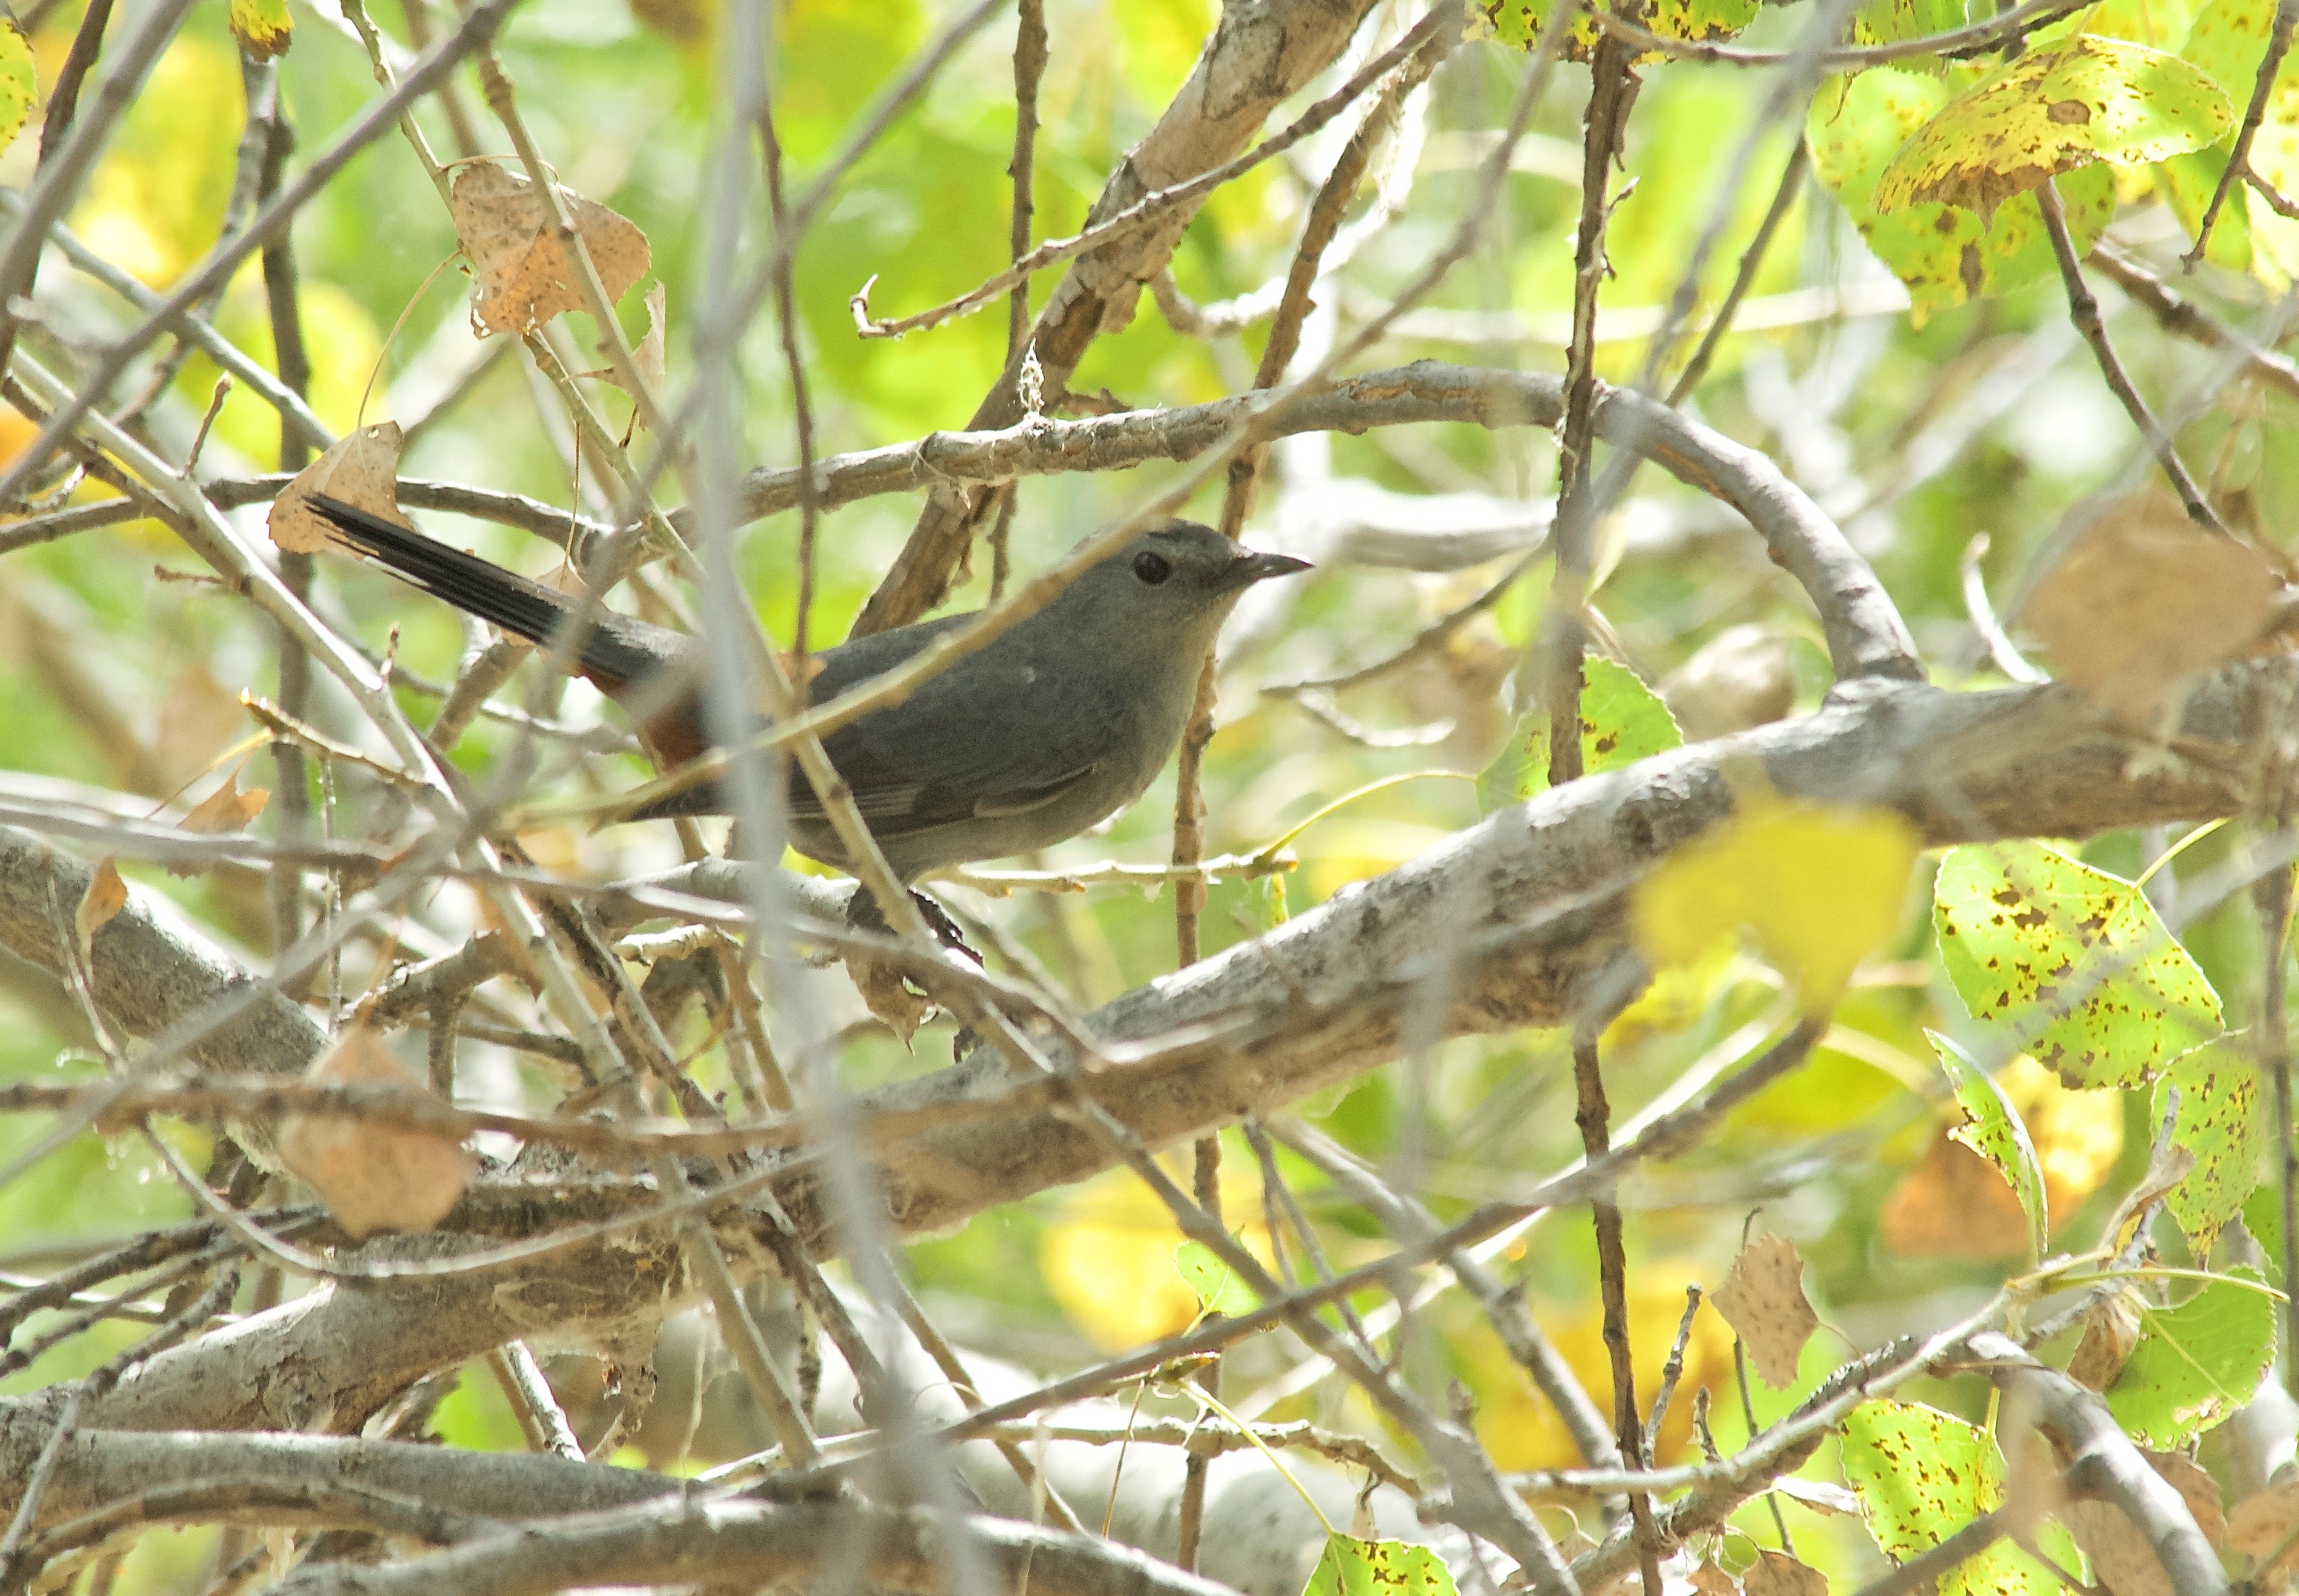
[1666,139,1808,405]
[1007,0,1047,361]
[2185,0,2299,265]
[2036,178,2228,533]
[848,3,1459,342]
[2260,848,2297,1401]
[2087,239,2299,404]
[0,0,524,507]
[758,108,824,683]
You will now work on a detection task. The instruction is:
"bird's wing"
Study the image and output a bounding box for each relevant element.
[788,753,1094,834]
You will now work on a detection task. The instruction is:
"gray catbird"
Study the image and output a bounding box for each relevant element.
[301,495,1310,881]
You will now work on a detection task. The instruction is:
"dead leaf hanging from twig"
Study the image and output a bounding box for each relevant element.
[279,1028,473,1239]
[1709,1232,1818,1388]
[449,160,651,337]
[267,423,408,555]
[2024,492,2283,724]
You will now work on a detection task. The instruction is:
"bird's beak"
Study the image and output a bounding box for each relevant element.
[1229,549,1313,586]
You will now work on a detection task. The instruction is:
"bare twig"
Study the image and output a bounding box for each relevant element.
[2036,178,2228,533]
[2185,0,2299,265]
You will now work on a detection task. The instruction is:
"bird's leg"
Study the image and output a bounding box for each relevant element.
[840,884,984,1048]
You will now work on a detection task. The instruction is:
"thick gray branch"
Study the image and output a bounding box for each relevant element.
[267,1499,1245,1596]
[0,661,2283,1444]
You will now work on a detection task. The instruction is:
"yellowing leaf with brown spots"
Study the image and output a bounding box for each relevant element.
[1811,69,2117,324]
[1934,843,2223,1087]
[229,0,292,59]
[0,22,34,158]
[1840,1401,2078,1595]
[1710,1234,1818,1388]
[2155,1043,2264,1256]
[1875,36,2232,218]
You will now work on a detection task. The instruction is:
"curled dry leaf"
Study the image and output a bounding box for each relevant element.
[597,281,667,421]
[2229,1479,2299,1574]
[75,858,127,961]
[1689,1558,1739,1595]
[2143,1450,2227,1549]
[2063,1500,2172,1596]
[268,423,408,555]
[167,777,271,877]
[1742,1549,1827,1596]
[2024,492,2283,724]
[449,161,651,337]
[2066,1288,2144,1389]
[845,951,933,1048]
[1710,1233,1819,1388]
[278,1028,473,1240]
[1881,1129,2034,1259]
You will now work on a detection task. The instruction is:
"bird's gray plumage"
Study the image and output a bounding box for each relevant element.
[301,496,1308,881]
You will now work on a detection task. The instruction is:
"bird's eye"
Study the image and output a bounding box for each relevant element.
[1132,550,1173,585]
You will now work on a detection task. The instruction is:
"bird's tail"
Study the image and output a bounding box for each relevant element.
[299,494,682,695]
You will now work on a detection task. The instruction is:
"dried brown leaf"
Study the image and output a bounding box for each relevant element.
[1689,1558,1740,1595]
[2067,1289,2144,1389]
[75,857,127,959]
[2026,492,2283,722]
[449,160,650,337]
[1710,1233,1818,1388]
[1743,1549,1827,1596]
[2143,1450,2226,1549]
[2227,1479,2299,1572]
[1879,1130,2034,1261]
[2065,1499,2173,1596]
[167,777,271,877]
[596,280,667,421]
[278,1028,473,1239]
[153,666,251,790]
[268,423,408,555]
[846,952,931,1048]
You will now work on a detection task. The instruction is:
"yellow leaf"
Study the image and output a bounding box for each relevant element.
[1039,1157,1274,1352]
[229,0,292,59]
[0,21,34,158]
[1632,797,1919,1010]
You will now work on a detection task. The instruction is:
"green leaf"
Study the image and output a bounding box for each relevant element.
[1302,1536,1458,1596]
[1927,1030,2049,1261]
[2182,0,2299,282]
[1175,1241,1256,1317]
[1480,655,1681,806]
[1485,0,1758,61]
[1810,71,2116,324]
[1932,843,2224,1089]
[2244,1181,2286,1276]
[1851,0,1969,53]
[2156,1046,2264,1257]
[0,21,33,158]
[229,0,293,59]
[1874,36,2233,216]
[2105,1266,2276,1445]
[1839,1401,2072,1595]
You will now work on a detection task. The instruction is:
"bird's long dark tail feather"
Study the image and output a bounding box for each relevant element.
[300,493,679,693]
